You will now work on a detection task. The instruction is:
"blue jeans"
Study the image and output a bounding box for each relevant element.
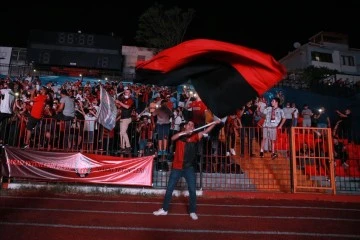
[317,123,327,128]
[162,167,197,213]
[292,118,298,127]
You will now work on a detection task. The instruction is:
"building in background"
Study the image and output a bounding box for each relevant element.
[121,46,156,81]
[0,46,13,76]
[279,31,360,89]
[0,44,155,83]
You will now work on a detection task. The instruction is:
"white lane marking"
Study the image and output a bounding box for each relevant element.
[0,221,359,238]
[0,207,359,222]
[1,195,359,212]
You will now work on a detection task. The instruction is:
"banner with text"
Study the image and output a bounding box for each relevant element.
[2,147,154,186]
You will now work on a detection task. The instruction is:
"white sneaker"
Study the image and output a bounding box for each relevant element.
[190,212,198,220]
[230,148,236,155]
[153,208,168,216]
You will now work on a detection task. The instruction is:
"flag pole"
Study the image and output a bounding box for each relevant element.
[178,116,226,136]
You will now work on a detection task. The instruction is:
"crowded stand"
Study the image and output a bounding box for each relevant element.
[0,73,359,186]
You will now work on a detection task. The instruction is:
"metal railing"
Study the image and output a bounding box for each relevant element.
[0,117,359,194]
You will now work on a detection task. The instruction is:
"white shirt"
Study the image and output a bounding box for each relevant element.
[171,115,183,131]
[283,106,293,120]
[257,101,267,113]
[292,107,299,118]
[75,93,84,102]
[262,107,285,128]
[0,89,15,114]
[84,115,97,131]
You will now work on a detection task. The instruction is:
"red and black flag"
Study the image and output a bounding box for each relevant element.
[135,39,286,118]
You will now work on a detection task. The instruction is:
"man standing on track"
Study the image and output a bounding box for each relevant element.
[153,119,220,220]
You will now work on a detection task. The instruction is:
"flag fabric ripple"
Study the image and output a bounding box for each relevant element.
[135,39,286,118]
[97,86,117,130]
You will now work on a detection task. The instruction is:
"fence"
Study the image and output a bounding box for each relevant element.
[0,63,33,77]
[0,117,359,194]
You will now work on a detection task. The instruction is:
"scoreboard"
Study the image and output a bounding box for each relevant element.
[27,30,123,70]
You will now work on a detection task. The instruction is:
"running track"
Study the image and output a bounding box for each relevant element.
[0,191,360,240]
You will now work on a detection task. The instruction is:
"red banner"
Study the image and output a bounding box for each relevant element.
[2,147,154,186]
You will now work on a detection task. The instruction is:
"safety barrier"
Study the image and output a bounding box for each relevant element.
[1,117,359,194]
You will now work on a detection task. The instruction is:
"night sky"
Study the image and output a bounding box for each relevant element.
[0,2,358,60]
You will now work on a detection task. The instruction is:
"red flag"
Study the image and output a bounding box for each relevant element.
[135,39,286,117]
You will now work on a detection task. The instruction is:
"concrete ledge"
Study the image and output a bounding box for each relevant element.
[4,183,204,197]
[2,183,359,202]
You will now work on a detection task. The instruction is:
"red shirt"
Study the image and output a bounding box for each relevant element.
[166,101,174,110]
[31,95,47,119]
[141,90,149,104]
[139,123,153,140]
[189,100,207,126]
[120,97,135,119]
[173,133,200,170]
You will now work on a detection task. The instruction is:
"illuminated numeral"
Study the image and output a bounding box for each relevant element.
[41,52,50,64]
[58,32,65,44]
[87,35,94,46]
[67,33,74,44]
[102,57,109,67]
[78,34,85,45]
[97,57,109,68]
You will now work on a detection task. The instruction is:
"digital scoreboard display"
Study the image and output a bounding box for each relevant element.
[27,30,123,70]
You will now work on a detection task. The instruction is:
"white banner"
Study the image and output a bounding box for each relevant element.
[97,85,117,130]
[2,146,154,186]
[0,46,12,76]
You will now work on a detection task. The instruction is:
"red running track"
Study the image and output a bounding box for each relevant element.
[0,191,359,240]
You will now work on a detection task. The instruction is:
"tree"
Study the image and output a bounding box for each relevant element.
[135,3,195,52]
[301,66,338,87]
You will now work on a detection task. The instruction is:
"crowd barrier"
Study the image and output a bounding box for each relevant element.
[0,117,359,194]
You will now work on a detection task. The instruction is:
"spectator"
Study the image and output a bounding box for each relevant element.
[186,95,207,128]
[136,115,153,157]
[0,82,16,144]
[77,103,97,152]
[42,102,56,149]
[239,100,256,157]
[282,102,293,129]
[314,107,331,128]
[149,96,161,114]
[259,97,285,159]
[168,108,185,160]
[254,97,266,127]
[115,88,134,153]
[21,87,49,149]
[225,113,238,156]
[53,89,75,121]
[152,99,172,156]
[291,103,299,127]
[301,104,313,127]
[333,108,352,143]
[333,137,349,168]
[52,89,75,149]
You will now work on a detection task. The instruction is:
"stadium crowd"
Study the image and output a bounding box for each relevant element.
[0,75,354,162]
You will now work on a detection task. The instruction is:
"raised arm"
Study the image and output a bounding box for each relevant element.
[198,119,221,139]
